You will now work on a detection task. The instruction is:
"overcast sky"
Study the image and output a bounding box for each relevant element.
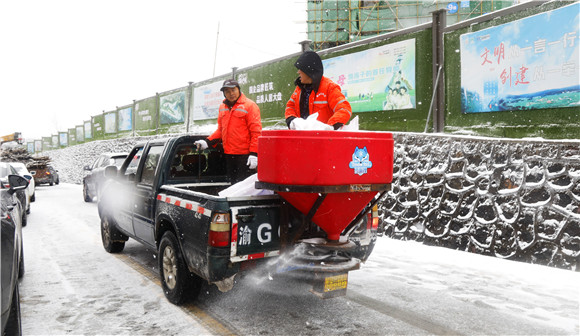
[0,0,306,141]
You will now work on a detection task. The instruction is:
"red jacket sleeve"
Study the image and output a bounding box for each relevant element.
[207,104,225,143]
[246,100,262,154]
[285,87,300,120]
[326,82,352,126]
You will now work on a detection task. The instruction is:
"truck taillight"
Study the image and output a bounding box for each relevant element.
[370,205,379,231]
[209,212,230,247]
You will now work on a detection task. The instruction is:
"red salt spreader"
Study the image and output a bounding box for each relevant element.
[256,130,394,298]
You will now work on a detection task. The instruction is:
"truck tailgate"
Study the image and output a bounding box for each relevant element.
[229,202,281,262]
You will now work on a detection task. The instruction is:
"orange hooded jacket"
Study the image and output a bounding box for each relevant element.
[285,76,352,127]
[208,93,262,155]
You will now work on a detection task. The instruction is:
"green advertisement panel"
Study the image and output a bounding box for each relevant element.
[92,115,104,140]
[68,128,77,146]
[135,96,158,135]
[238,57,299,124]
[42,137,52,150]
[51,135,58,149]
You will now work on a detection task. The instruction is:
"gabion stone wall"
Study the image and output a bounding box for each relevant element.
[380,133,580,271]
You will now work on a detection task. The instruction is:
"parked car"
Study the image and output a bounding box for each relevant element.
[8,162,35,205]
[83,152,128,202]
[28,162,59,186]
[1,174,28,336]
[0,163,28,227]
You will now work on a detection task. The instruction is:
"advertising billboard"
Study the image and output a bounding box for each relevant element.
[160,91,185,124]
[460,3,579,113]
[322,38,416,112]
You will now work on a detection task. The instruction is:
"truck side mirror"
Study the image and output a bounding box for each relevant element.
[7,174,29,195]
[104,165,118,179]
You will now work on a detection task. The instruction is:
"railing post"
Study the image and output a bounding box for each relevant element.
[185,82,193,133]
[299,40,312,52]
[431,9,446,133]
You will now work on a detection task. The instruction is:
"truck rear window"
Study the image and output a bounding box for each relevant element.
[168,144,227,182]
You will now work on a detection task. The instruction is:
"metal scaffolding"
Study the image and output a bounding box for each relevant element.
[307,0,518,50]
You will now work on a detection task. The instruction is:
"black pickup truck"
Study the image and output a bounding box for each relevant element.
[98,134,384,304]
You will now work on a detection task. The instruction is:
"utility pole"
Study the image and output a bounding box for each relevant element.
[212,21,220,77]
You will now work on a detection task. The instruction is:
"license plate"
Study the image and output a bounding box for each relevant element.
[324,273,348,292]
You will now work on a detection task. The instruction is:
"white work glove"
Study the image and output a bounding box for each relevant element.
[289,117,306,130]
[194,140,208,150]
[247,155,258,169]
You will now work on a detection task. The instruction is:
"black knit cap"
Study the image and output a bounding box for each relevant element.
[294,51,324,90]
[220,79,240,91]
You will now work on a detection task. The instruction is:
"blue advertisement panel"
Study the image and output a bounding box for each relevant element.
[59,132,68,147]
[322,39,416,112]
[460,3,579,113]
[118,107,133,131]
[27,142,34,153]
[104,112,117,134]
[160,91,185,124]
[192,80,224,121]
[84,121,92,139]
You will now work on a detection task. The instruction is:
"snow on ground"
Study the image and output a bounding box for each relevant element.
[20,183,580,335]
[350,238,580,334]
[19,183,213,335]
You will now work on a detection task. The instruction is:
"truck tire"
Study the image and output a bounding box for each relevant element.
[18,243,25,278]
[4,282,22,335]
[158,231,202,305]
[101,217,125,253]
[83,182,92,202]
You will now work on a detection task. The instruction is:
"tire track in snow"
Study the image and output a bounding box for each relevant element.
[346,290,463,336]
[115,253,239,336]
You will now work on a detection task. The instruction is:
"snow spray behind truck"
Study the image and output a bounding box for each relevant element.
[98,132,393,304]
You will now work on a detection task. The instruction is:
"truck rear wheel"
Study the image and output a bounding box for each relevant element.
[101,217,125,253]
[159,231,202,305]
[83,182,92,202]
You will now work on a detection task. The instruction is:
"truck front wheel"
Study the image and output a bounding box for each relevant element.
[159,231,202,305]
[101,217,125,253]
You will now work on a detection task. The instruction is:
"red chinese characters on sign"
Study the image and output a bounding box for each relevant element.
[481,47,492,65]
[480,31,577,89]
[515,65,530,85]
[494,43,505,64]
[499,65,530,87]
[336,74,346,86]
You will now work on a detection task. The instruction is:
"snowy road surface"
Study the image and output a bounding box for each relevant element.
[20,183,579,335]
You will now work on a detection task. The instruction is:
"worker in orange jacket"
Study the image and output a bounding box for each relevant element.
[285,51,352,130]
[195,79,262,183]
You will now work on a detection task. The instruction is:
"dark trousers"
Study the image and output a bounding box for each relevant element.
[225,154,256,184]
